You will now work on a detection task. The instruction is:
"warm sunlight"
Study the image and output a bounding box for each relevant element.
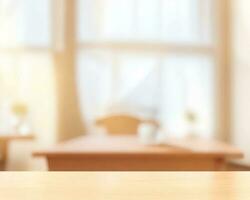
[0,0,248,175]
[1,0,250,199]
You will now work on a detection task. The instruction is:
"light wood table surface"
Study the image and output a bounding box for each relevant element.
[0,134,34,170]
[34,136,243,171]
[0,172,249,199]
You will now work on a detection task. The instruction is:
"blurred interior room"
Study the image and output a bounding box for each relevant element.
[0,0,249,171]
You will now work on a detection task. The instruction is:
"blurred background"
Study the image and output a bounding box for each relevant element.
[0,0,248,170]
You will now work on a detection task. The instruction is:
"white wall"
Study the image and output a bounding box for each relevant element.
[5,59,58,170]
[231,0,250,164]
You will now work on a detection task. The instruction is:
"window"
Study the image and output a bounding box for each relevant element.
[0,0,53,133]
[0,0,51,47]
[77,0,217,138]
[0,0,224,139]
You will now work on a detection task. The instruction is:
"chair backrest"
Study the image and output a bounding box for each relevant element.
[95,114,159,135]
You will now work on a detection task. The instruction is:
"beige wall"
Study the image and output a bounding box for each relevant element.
[29,64,58,145]
[231,0,250,164]
[4,64,57,170]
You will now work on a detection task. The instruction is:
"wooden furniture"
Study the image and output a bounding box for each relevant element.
[0,172,249,199]
[34,136,243,171]
[95,114,159,135]
[0,134,34,170]
[227,161,250,171]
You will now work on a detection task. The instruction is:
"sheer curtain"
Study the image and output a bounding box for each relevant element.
[76,0,216,138]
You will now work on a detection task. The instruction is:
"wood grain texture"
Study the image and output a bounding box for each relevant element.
[34,136,243,171]
[0,172,249,199]
[47,157,222,171]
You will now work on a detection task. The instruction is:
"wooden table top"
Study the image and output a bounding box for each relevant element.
[34,136,243,159]
[0,134,34,141]
[0,172,249,199]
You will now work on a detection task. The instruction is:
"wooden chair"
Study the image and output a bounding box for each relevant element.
[95,114,159,135]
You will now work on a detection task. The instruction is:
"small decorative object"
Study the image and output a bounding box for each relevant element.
[138,122,157,145]
[155,128,168,145]
[11,103,31,135]
[185,110,198,138]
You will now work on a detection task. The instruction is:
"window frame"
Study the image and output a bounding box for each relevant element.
[0,0,230,140]
[74,0,229,138]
